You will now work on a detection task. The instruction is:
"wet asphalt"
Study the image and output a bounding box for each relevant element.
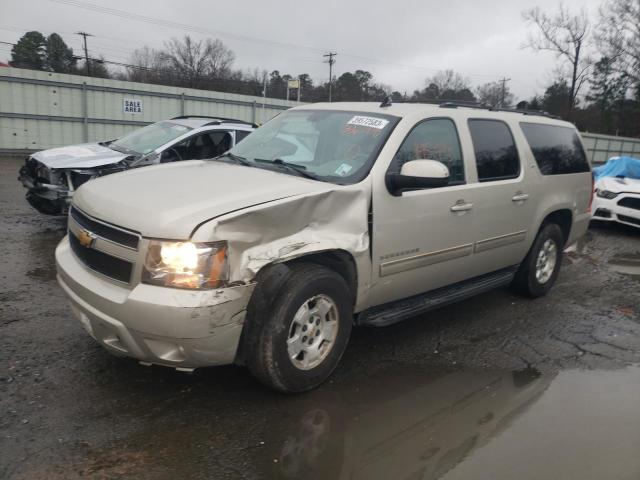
[1,157,640,479]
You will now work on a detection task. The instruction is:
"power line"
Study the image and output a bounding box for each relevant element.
[323,52,337,102]
[48,0,504,81]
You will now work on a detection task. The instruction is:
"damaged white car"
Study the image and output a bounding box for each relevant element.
[18,116,255,215]
[591,156,640,228]
[55,102,592,392]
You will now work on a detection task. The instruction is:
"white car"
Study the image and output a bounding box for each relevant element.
[592,176,640,228]
[18,116,255,215]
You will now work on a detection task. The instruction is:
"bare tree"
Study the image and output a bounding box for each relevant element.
[427,69,471,93]
[476,81,514,108]
[127,46,172,84]
[596,0,640,84]
[206,38,235,78]
[162,35,235,88]
[523,5,591,113]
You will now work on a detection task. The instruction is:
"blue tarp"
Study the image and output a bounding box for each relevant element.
[593,156,640,181]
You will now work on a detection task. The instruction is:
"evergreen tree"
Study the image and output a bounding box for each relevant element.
[45,33,76,73]
[10,31,46,69]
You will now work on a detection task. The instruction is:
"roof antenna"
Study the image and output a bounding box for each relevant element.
[379,95,392,108]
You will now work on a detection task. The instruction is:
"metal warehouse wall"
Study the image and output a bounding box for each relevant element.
[0,67,300,153]
[581,132,640,165]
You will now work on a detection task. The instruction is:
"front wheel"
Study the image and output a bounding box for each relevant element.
[244,263,353,393]
[512,223,564,298]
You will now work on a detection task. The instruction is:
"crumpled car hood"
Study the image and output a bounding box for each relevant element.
[72,160,331,239]
[32,143,128,169]
[596,176,640,194]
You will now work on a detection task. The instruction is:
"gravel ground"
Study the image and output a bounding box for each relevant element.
[1,157,639,479]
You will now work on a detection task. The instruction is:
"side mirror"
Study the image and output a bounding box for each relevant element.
[386,159,450,195]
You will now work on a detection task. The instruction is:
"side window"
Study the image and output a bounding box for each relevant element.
[390,118,464,184]
[235,130,251,143]
[519,123,589,175]
[468,119,520,182]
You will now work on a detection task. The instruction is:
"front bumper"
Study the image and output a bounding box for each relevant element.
[56,236,255,369]
[592,193,640,228]
[18,165,71,215]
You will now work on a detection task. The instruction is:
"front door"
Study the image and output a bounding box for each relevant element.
[370,117,480,306]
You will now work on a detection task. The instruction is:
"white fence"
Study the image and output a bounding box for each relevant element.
[1,67,639,162]
[0,67,299,153]
[581,132,640,165]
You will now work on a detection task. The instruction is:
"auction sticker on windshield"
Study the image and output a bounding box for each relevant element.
[347,116,389,129]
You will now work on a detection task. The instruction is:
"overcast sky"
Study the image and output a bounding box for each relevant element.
[1,0,603,101]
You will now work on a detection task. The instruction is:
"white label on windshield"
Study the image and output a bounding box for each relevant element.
[335,163,353,176]
[347,116,389,129]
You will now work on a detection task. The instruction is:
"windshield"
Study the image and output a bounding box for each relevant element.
[111,121,192,155]
[227,110,399,184]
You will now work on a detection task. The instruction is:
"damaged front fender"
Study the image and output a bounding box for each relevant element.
[191,184,373,311]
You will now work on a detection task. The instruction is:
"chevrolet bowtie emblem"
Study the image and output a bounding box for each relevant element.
[77,229,96,248]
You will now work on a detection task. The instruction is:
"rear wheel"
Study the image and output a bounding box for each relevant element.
[244,263,353,393]
[512,223,564,298]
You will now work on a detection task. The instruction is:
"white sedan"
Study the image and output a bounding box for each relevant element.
[592,175,640,228]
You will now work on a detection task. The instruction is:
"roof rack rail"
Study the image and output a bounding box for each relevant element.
[490,107,560,119]
[439,100,490,110]
[170,115,257,127]
[438,101,560,119]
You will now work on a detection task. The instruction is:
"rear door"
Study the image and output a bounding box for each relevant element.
[463,119,535,271]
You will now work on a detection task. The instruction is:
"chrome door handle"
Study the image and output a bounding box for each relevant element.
[450,201,474,212]
[512,193,529,202]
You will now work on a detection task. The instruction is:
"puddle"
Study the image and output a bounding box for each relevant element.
[260,366,640,480]
[18,365,640,480]
[608,252,640,281]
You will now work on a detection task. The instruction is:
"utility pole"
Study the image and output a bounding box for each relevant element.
[323,52,337,102]
[262,72,267,122]
[76,31,93,76]
[499,77,511,108]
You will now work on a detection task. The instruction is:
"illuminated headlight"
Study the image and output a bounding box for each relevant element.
[142,240,229,289]
[596,189,618,199]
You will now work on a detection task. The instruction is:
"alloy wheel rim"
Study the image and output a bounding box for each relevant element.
[535,239,558,284]
[287,294,339,370]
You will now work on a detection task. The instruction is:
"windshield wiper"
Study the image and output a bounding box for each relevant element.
[215,152,252,166]
[254,158,322,181]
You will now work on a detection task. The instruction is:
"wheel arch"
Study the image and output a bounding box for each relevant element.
[539,208,573,247]
[236,249,357,366]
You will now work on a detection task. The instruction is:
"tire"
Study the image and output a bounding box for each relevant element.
[512,223,564,298]
[244,262,353,393]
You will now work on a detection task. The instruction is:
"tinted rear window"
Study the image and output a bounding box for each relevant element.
[520,123,590,175]
[468,120,520,181]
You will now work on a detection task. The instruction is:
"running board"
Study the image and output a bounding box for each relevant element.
[357,266,519,327]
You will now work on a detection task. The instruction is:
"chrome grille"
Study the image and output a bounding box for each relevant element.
[70,207,140,250]
[69,232,133,283]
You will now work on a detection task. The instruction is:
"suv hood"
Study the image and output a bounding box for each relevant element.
[32,143,130,169]
[72,160,331,239]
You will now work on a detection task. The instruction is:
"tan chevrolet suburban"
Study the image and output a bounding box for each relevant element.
[55,101,592,392]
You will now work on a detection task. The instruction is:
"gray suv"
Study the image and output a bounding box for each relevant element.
[55,101,592,392]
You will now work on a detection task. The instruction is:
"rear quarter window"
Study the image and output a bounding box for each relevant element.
[520,123,590,175]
